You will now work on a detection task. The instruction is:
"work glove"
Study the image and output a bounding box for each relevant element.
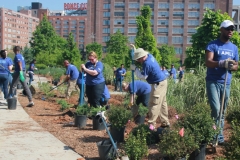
[219,58,234,70]
[19,71,25,82]
[130,64,136,71]
[34,68,38,70]
[96,111,106,121]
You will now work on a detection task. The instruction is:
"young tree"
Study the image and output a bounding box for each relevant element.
[184,9,240,68]
[86,42,102,59]
[21,46,34,64]
[135,5,161,62]
[158,45,180,69]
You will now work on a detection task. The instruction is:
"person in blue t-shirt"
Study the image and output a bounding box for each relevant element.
[0,50,12,99]
[170,64,177,83]
[76,71,86,103]
[205,20,239,145]
[5,50,13,86]
[178,67,184,82]
[81,51,105,108]
[130,44,170,129]
[100,85,110,106]
[122,80,151,107]
[63,60,79,99]
[115,64,126,92]
[162,66,170,78]
[8,46,34,107]
[28,59,36,85]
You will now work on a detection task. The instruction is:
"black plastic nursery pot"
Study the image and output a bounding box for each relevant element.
[97,139,117,160]
[134,115,145,124]
[109,127,125,143]
[74,115,87,128]
[92,115,105,130]
[7,97,17,110]
[189,143,206,160]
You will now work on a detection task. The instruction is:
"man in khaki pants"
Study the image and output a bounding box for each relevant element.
[63,60,79,99]
[130,44,169,129]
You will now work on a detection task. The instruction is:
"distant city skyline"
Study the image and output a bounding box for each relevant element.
[0,0,239,12]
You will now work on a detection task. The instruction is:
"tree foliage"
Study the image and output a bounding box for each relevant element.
[86,42,102,60]
[184,9,240,68]
[135,5,161,63]
[21,46,34,65]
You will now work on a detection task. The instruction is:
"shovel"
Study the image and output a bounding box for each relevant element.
[41,81,65,101]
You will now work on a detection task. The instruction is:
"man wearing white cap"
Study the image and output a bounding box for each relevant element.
[130,44,170,129]
[205,20,239,145]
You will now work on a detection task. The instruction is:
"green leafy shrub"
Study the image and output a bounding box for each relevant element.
[131,124,159,145]
[38,82,54,98]
[226,107,240,125]
[89,107,106,117]
[158,128,198,160]
[35,64,47,69]
[57,99,70,111]
[75,104,90,116]
[103,63,114,85]
[138,104,149,116]
[57,85,67,96]
[106,106,132,130]
[125,128,148,160]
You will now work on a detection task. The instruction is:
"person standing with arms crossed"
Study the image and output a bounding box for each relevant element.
[205,20,238,145]
[8,46,34,107]
[115,64,126,92]
[130,44,170,129]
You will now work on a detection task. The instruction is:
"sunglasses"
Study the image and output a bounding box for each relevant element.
[224,27,234,31]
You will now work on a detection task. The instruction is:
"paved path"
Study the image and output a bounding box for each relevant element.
[0,76,83,160]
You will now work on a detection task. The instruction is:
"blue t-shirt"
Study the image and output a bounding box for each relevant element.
[116,68,126,79]
[179,70,184,78]
[170,68,177,79]
[0,58,11,74]
[66,64,79,80]
[128,80,151,96]
[163,70,169,77]
[141,54,166,84]
[85,61,105,85]
[14,53,26,72]
[6,57,13,65]
[206,39,239,85]
[77,71,86,85]
[102,85,110,99]
[28,63,35,72]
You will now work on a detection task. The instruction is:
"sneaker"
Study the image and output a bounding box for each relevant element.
[26,102,34,107]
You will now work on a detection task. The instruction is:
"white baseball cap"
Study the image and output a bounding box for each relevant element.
[220,20,234,28]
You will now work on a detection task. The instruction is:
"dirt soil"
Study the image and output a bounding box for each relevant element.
[17,86,231,160]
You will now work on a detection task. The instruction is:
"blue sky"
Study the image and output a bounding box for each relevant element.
[0,0,239,11]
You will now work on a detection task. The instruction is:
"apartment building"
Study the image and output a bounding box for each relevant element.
[86,0,233,62]
[0,7,39,50]
[233,5,240,33]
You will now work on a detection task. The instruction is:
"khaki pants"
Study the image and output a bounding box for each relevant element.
[66,79,79,98]
[148,79,169,127]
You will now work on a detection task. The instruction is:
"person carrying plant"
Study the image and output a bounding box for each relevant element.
[63,60,79,99]
[115,64,126,92]
[205,20,239,145]
[100,85,110,106]
[8,46,34,107]
[130,44,170,129]
[27,59,37,86]
[122,80,151,107]
[81,51,105,108]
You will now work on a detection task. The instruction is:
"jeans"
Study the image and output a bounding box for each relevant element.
[206,81,231,143]
[86,81,105,108]
[8,74,13,86]
[28,72,33,85]
[115,78,123,92]
[136,93,150,107]
[0,74,9,99]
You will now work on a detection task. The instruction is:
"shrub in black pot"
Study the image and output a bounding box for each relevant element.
[89,107,106,130]
[134,104,148,124]
[74,104,90,128]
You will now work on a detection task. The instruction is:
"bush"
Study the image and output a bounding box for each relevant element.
[103,63,114,85]
[106,106,132,130]
[89,107,106,117]
[226,107,240,125]
[57,99,70,111]
[38,82,54,98]
[138,104,149,116]
[75,104,90,116]
[36,64,47,70]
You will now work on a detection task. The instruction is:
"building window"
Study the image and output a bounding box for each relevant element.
[128,36,136,43]
[173,12,184,17]
[128,19,136,24]
[103,12,110,17]
[175,47,183,54]
[129,3,139,8]
[157,36,168,44]
[129,12,139,17]
[128,28,138,33]
[114,19,124,25]
[188,3,200,9]
[103,20,110,25]
[158,12,169,17]
[158,20,168,25]
[188,12,199,17]
[158,3,169,9]
[115,3,125,8]
[173,20,184,26]
[103,28,110,33]
[187,37,192,44]
[144,3,154,9]
[158,28,168,33]
[172,28,183,34]
[102,36,110,42]
[63,29,68,33]
[173,3,184,9]
[63,20,68,24]
[172,36,183,44]
[71,20,77,25]
[114,12,124,16]
[188,20,199,26]
[204,3,215,9]
[103,4,110,9]
[187,28,197,33]
[113,28,124,33]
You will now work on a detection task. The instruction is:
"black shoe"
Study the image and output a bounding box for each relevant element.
[26,102,34,107]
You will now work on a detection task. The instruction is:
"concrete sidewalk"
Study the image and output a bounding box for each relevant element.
[0,76,83,160]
